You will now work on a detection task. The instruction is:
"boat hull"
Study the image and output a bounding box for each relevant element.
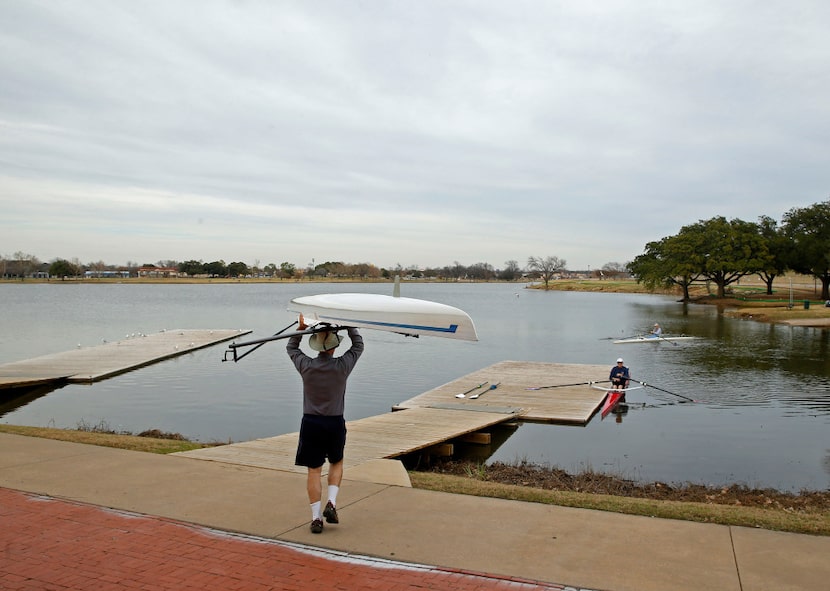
[288,293,478,341]
[613,335,697,344]
[600,390,625,418]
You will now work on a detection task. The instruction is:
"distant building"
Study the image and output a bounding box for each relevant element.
[138,266,180,278]
[2,260,48,279]
[84,270,131,278]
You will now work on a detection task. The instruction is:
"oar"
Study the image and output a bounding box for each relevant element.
[654,334,678,346]
[470,382,500,399]
[526,380,605,390]
[629,378,699,403]
[600,331,637,341]
[455,382,488,399]
[223,320,298,362]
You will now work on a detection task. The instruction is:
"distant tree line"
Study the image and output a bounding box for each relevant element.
[627,199,830,300]
[1,253,578,283]
[9,199,827,297]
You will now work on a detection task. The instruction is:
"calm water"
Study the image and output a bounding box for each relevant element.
[1,282,828,492]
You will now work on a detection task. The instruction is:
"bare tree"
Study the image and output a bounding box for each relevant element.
[527,256,567,289]
[13,251,41,279]
[467,262,495,281]
[601,262,627,279]
[499,260,521,281]
[88,260,107,277]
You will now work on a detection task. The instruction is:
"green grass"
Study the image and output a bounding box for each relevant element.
[409,472,830,536]
[0,424,211,454]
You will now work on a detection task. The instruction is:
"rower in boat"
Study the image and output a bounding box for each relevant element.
[609,358,630,402]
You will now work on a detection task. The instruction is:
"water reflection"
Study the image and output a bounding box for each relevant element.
[400,423,519,469]
[0,383,64,416]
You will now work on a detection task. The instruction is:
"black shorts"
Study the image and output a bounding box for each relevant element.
[295,414,347,469]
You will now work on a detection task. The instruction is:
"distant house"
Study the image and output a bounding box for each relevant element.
[138,266,180,278]
[2,260,48,279]
[84,270,131,278]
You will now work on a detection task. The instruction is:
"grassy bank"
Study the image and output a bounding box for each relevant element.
[538,279,674,294]
[0,424,208,454]
[542,277,830,325]
[410,472,830,536]
[1,425,827,536]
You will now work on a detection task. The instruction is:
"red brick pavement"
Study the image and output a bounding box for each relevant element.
[1,488,575,591]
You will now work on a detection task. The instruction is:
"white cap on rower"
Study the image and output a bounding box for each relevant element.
[616,358,624,363]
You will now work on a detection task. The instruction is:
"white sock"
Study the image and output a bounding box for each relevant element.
[327,485,339,506]
[310,501,321,520]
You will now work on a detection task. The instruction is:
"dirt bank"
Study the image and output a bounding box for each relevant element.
[424,460,830,510]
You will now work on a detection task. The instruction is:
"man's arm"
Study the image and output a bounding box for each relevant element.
[286,333,308,369]
[347,328,364,352]
[340,328,364,367]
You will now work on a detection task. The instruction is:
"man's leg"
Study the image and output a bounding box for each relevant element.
[323,460,344,523]
[307,466,324,533]
[327,460,343,488]
[307,465,323,504]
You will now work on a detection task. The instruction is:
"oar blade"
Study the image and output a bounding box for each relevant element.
[630,378,698,403]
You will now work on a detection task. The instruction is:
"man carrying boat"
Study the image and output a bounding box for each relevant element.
[287,315,364,534]
[609,358,630,400]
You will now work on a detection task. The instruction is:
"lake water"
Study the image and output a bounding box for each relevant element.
[1,281,828,492]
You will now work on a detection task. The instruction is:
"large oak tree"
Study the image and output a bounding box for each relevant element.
[782,200,830,300]
[628,216,770,299]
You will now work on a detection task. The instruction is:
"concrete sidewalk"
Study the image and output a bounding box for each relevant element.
[1,432,828,591]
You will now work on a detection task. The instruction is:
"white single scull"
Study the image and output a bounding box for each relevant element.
[613,335,697,344]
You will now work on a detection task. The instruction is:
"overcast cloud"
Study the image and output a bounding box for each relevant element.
[1,1,828,270]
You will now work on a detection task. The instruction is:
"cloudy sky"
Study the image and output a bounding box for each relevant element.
[2,1,828,271]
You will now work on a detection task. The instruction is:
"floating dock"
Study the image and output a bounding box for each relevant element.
[176,406,518,475]
[178,360,610,476]
[0,329,250,391]
[393,360,609,424]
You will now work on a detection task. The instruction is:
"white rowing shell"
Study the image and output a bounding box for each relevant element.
[613,335,698,344]
[288,293,479,341]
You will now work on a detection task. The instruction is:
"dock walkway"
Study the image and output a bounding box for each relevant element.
[177,406,519,477]
[0,329,249,390]
[180,360,611,475]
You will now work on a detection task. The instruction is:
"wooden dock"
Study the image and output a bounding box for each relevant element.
[0,329,250,391]
[393,360,609,424]
[176,406,519,473]
[179,360,611,477]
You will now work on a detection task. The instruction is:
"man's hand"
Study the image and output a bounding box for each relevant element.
[298,313,308,330]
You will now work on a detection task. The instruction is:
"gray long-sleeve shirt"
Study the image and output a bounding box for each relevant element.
[286,327,364,416]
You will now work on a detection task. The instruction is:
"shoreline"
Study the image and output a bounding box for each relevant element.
[9,276,828,326]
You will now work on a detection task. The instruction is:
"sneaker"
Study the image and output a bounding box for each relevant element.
[323,501,339,524]
[310,518,323,534]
